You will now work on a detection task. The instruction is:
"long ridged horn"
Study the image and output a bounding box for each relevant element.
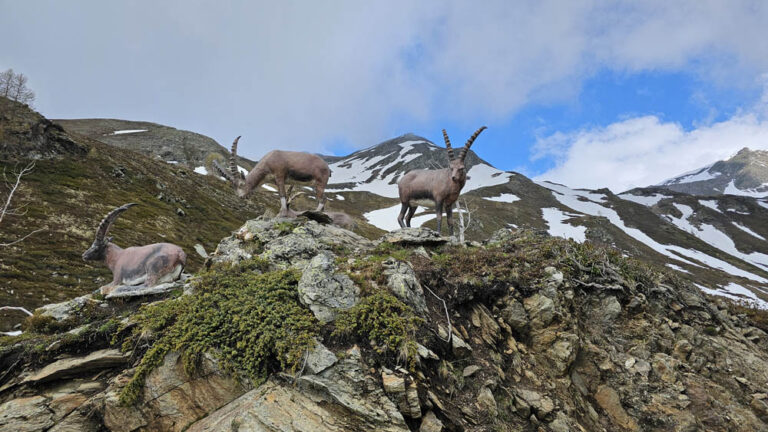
[94,203,137,244]
[229,136,243,186]
[458,126,487,161]
[442,129,455,161]
[211,159,233,181]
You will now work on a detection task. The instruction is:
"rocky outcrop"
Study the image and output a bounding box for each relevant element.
[6,222,768,432]
[102,351,245,432]
[187,346,407,432]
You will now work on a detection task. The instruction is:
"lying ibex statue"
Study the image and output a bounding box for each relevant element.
[215,136,331,217]
[397,126,487,235]
[82,203,187,295]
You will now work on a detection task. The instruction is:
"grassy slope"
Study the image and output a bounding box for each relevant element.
[0,135,277,328]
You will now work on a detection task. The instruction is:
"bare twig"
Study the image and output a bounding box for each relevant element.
[0,228,43,247]
[1,162,42,246]
[0,306,33,316]
[422,283,452,343]
[293,349,309,383]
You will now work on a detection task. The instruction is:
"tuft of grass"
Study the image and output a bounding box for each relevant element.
[118,258,318,405]
[333,291,422,370]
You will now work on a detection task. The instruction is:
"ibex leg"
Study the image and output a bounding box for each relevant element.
[314,181,327,212]
[405,205,417,227]
[275,177,289,217]
[445,203,454,236]
[435,201,443,234]
[397,203,409,228]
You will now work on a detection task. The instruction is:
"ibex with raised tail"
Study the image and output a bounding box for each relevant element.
[82,203,186,295]
[397,126,487,236]
[215,136,331,217]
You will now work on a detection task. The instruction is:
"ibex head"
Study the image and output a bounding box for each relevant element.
[212,136,248,197]
[83,203,137,261]
[443,126,487,183]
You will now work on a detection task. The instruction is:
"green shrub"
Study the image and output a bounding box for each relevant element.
[119,259,318,405]
[333,292,422,369]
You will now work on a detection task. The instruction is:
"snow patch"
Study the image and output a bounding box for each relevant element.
[194,166,208,175]
[483,193,521,203]
[666,264,690,274]
[541,208,587,242]
[696,283,768,309]
[660,163,718,185]
[363,204,433,231]
[724,180,768,198]
[110,129,147,135]
[335,195,345,201]
[1,330,22,337]
[619,193,670,206]
[733,222,766,241]
[699,200,721,212]
[262,184,277,192]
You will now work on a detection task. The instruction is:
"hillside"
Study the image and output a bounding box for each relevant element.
[0,99,273,331]
[54,118,255,170]
[2,219,768,431]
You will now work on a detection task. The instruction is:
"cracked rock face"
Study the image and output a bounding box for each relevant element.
[103,351,245,432]
[186,346,407,432]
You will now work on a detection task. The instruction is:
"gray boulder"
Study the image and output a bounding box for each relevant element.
[298,252,360,323]
[382,258,427,314]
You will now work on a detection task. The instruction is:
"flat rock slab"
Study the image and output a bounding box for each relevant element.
[380,228,449,246]
[23,348,129,384]
[105,281,181,299]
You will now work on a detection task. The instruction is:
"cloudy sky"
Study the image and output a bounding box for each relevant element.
[2,1,768,192]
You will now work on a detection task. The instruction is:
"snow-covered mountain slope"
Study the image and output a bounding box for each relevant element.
[657,147,768,197]
[323,133,512,198]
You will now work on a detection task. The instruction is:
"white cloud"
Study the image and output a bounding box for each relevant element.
[533,89,768,192]
[2,1,768,158]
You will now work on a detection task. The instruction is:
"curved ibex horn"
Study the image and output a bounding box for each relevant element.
[229,136,243,186]
[94,203,137,244]
[211,159,233,181]
[442,129,455,161]
[458,126,487,161]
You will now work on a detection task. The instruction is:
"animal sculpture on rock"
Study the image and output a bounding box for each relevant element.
[82,203,187,295]
[216,136,331,217]
[397,126,487,235]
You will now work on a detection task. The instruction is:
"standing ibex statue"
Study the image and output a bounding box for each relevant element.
[397,126,487,235]
[82,203,187,295]
[215,136,331,217]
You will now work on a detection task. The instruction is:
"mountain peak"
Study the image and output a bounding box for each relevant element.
[658,147,768,197]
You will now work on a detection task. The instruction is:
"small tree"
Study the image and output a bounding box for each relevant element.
[0,68,35,106]
[1,162,42,246]
[454,197,477,244]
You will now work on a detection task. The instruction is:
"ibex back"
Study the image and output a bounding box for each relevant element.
[215,136,331,217]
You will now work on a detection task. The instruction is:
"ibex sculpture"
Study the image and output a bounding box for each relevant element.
[82,203,187,295]
[215,136,331,217]
[397,126,487,235]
